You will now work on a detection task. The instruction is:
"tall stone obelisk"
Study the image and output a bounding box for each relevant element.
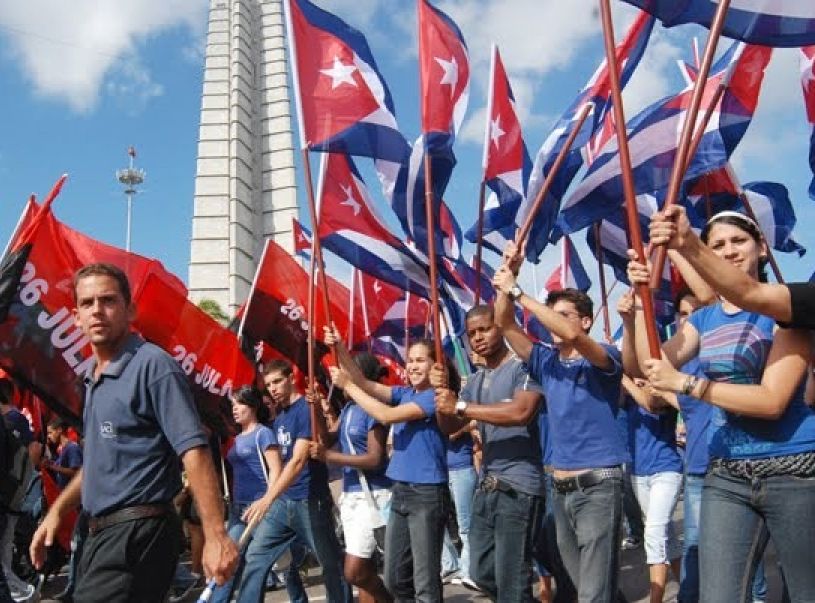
[188,0,298,313]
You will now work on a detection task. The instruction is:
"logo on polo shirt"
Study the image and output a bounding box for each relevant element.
[277,427,291,454]
[100,421,117,439]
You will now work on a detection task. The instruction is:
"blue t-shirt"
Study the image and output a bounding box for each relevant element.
[337,403,391,493]
[386,387,447,484]
[538,408,552,467]
[227,426,275,504]
[446,432,474,471]
[627,401,682,476]
[53,440,83,489]
[677,357,713,475]
[688,304,815,459]
[615,401,634,466]
[4,410,32,446]
[273,397,329,501]
[528,343,628,470]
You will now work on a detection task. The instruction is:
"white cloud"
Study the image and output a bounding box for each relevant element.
[0,0,207,113]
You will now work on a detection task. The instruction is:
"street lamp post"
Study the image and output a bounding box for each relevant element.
[116,146,145,251]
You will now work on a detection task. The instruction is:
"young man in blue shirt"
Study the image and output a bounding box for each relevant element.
[235,359,350,603]
[29,263,238,601]
[493,243,627,603]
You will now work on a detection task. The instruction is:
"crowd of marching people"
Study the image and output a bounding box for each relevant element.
[2,205,815,603]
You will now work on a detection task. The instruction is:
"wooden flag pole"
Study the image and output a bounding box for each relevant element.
[649,0,732,289]
[423,151,444,364]
[593,223,613,344]
[599,0,661,358]
[515,102,593,251]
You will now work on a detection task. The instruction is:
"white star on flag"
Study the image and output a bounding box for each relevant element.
[435,55,458,97]
[490,115,505,149]
[339,184,361,215]
[373,281,382,294]
[320,56,358,89]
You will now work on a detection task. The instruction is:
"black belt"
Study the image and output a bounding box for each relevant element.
[88,502,174,535]
[479,474,516,495]
[553,467,622,494]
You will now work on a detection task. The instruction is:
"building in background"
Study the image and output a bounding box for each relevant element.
[189,0,298,312]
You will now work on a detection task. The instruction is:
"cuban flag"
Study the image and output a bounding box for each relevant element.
[543,236,592,293]
[464,45,533,256]
[284,0,410,162]
[390,0,469,263]
[521,11,654,262]
[291,218,312,261]
[685,166,806,256]
[586,193,675,297]
[802,46,815,202]
[620,0,815,48]
[391,136,462,261]
[557,42,772,238]
[316,153,432,300]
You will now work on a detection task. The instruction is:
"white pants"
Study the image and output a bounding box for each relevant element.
[339,489,392,559]
[631,471,683,565]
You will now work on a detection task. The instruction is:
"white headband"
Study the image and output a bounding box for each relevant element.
[705,210,761,234]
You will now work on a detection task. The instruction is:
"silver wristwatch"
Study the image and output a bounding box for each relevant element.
[455,399,468,417]
[508,284,523,301]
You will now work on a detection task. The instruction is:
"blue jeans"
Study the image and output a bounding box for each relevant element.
[0,513,11,603]
[680,474,768,603]
[553,475,622,603]
[236,496,351,603]
[212,502,307,603]
[384,482,449,603]
[470,487,540,602]
[533,474,576,603]
[441,467,476,580]
[699,469,815,603]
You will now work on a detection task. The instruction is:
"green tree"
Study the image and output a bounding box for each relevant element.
[197,298,230,326]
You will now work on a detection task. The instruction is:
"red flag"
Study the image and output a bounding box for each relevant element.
[0,198,254,435]
[238,239,364,378]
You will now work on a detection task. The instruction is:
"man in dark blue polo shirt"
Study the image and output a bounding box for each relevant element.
[29,263,237,601]
[236,359,350,603]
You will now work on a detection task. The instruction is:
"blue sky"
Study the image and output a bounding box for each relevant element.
[0,0,813,335]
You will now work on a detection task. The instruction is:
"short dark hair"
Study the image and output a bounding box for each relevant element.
[232,385,270,425]
[48,418,70,431]
[465,304,494,323]
[73,263,132,305]
[262,359,293,378]
[353,352,388,382]
[673,285,696,309]
[545,288,593,318]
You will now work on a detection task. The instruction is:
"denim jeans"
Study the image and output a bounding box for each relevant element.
[680,474,768,603]
[631,472,682,565]
[469,487,540,602]
[384,482,449,603]
[441,467,477,580]
[212,502,306,603]
[553,475,623,603]
[699,469,815,603]
[533,473,577,603]
[236,496,351,603]
[0,513,11,603]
